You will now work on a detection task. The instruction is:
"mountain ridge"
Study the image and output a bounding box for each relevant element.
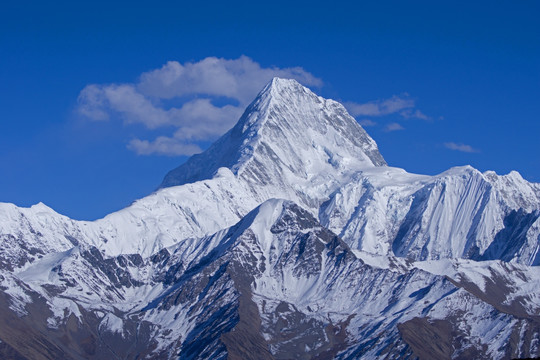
[1,78,540,359]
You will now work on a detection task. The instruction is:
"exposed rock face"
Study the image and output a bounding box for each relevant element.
[1,78,540,359]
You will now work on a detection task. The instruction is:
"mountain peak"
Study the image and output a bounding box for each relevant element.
[260,77,310,99]
[160,79,386,191]
[267,76,303,90]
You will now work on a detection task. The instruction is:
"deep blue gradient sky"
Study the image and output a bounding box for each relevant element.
[1,1,539,220]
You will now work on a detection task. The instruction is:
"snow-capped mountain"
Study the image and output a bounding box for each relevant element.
[1,78,539,359]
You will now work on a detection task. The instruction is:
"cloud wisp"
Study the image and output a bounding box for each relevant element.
[444,142,479,153]
[77,56,322,156]
[358,119,376,127]
[345,95,415,117]
[345,94,432,125]
[384,122,405,132]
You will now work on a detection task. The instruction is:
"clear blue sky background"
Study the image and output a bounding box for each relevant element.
[1,1,539,220]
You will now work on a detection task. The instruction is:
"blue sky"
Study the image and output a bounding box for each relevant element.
[1,1,539,220]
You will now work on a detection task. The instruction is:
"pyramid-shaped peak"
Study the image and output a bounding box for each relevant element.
[160,80,386,189]
[269,77,301,87]
[266,77,305,91]
[256,77,317,103]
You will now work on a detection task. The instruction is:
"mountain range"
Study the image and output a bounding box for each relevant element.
[1,78,539,359]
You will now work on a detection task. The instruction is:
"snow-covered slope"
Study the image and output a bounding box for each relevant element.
[5,199,538,359]
[1,77,540,359]
[320,165,540,264]
[1,78,388,260]
[2,78,538,263]
[160,78,386,187]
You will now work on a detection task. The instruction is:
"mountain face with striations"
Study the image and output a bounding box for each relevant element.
[1,78,540,360]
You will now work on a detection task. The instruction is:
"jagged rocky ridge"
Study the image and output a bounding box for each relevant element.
[1,78,540,359]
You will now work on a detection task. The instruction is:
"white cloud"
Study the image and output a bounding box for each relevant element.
[104,84,171,128]
[77,56,322,156]
[77,84,110,121]
[444,142,479,153]
[358,119,376,127]
[345,94,433,125]
[128,137,202,156]
[171,99,244,140]
[400,109,431,121]
[137,56,322,104]
[384,122,405,132]
[345,95,415,117]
